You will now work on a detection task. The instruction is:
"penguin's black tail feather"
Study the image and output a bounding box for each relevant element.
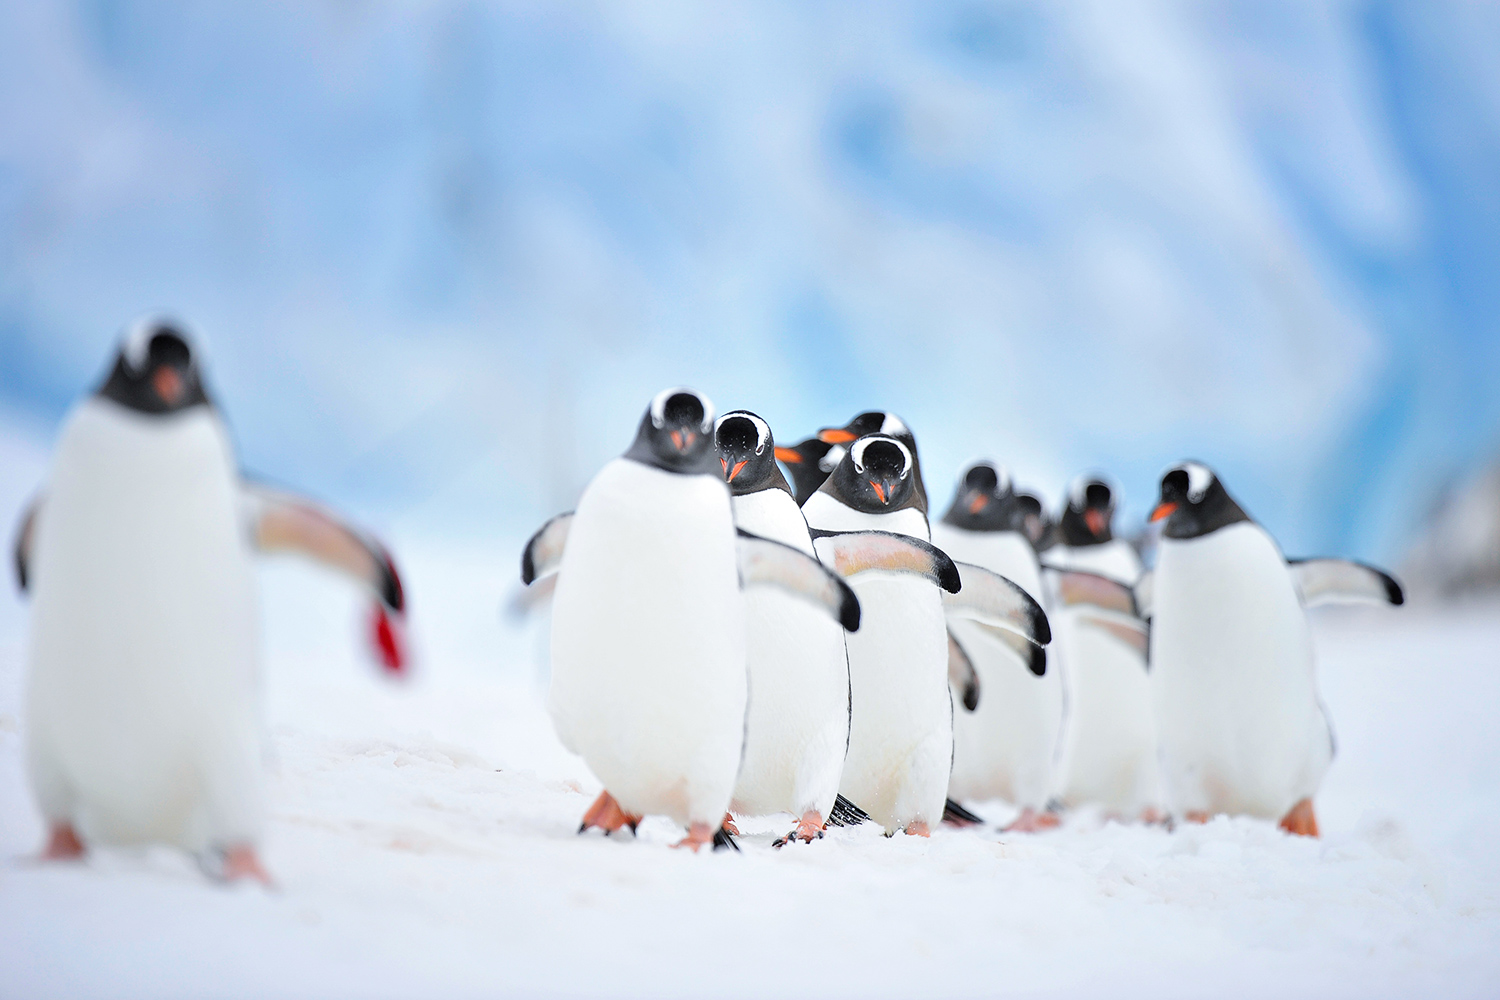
[826,794,871,827]
[712,826,740,852]
[942,798,985,826]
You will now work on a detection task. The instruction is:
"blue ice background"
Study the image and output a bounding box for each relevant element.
[1,2,1497,563]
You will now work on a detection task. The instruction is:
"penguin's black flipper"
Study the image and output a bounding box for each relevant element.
[947,630,980,710]
[943,799,985,826]
[12,496,40,594]
[1288,558,1405,608]
[981,625,1048,677]
[736,529,860,632]
[810,529,961,593]
[520,512,575,586]
[242,482,405,612]
[826,794,871,827]
[712,826,740,852]
[943,561,1052,646]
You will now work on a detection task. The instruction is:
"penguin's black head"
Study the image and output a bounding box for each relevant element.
[941,461,1021,532]
[1059,476,1116,546]
[1016,493,1054,551]
[714,410,791,497]
[624,387,719,475]
[774,436,843,506]
[823,434,918,513]
[97,317,211,415]
[1151,461,1250,539]
[818,410,927,508]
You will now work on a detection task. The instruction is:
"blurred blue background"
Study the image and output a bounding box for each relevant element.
[2,1,1498,561]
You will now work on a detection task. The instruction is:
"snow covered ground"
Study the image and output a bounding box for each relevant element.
[1,427,1499,999]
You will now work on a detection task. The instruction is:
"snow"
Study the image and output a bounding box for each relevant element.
[2,430,1499,1000]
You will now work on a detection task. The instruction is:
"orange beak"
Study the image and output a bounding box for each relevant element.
[967,492,988,514]
[727,460,748,482]
[152,366,185,406]
[870,480,887,503]
[818,428,857,444]
[669,428,697,452]
[1150,502,1178,523]
[1084,508,1107,536]
[774,446,803,464]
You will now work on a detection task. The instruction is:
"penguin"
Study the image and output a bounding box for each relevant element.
[772,437,843,506]
[522,389,861,851]
[815,411,929,510]
[714,411,851,846]
[1146,461,1403,836]
[802,433,1051,835]
[930,462,1063,832]
[13,318,407,883]
[1045,476,1162,821]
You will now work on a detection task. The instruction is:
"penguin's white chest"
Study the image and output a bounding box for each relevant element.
[1150,523,1331,819]
[548,459,746,826]
[729,488,848,820]
[27,399,262,850]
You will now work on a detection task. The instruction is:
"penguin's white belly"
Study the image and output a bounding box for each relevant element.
[946,620,1062,808]
[730,589,849,819]
[931,525,1059,808]
[730,488,814,554]
[1052,608,1160,813]
[549,459,746,827]
[26,399,262,851]
[1151,523,1331,819]
[823,569,950,832]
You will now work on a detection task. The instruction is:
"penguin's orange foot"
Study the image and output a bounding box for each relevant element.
[579,791,641,836]
[1003,807,1061,833]
[720,813,741,837]
[1183,810,1213,824]
[1138,807,1167,826]
[42,823,85,860]
[773,810,826,849]
[904,821,931,838]
[221,845,273,885]
[671,822,717,852]
[1279,798,1319,838]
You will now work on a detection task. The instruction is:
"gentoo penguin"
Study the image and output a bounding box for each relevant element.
[14,318,407,882]
[714,411,851,846]
[1045,477,1162,821]
[773,437,843,506]
[1146,461,1403,836]
[816,411,929,509]
[802,434,1051,835]
[930,462,1063,832]
[522,389,860,851]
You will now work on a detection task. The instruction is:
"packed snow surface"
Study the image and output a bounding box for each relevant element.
[1,440,1498,998]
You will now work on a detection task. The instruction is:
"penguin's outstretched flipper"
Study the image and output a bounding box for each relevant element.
[1288,559,1404,608]
[943,562,1052,647]
[942,798,985,826]
[991,625,1048,677]
[736,529,860,632]
[12,496,40,593]
[947,630,980,710]
[1045,567,1140,617]
[1073,609,1151,661]
[521,512,574,585]
[810,529,961,593]
[243,482,407,673]
[826,794,871,827]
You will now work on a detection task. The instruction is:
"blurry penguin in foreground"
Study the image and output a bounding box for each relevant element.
[802,432,1051,836]
[930,462,1064,832]
[13,318,407,883]
[715,411,852,846]
[521,389,859,851]
[1046,477,1163,821]
[1146,462,1404,836]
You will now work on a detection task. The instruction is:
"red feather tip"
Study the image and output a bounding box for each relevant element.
[371,604,407,677]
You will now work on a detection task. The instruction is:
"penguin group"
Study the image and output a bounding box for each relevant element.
[521,397,1404,849]
[11,319,1406,879]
